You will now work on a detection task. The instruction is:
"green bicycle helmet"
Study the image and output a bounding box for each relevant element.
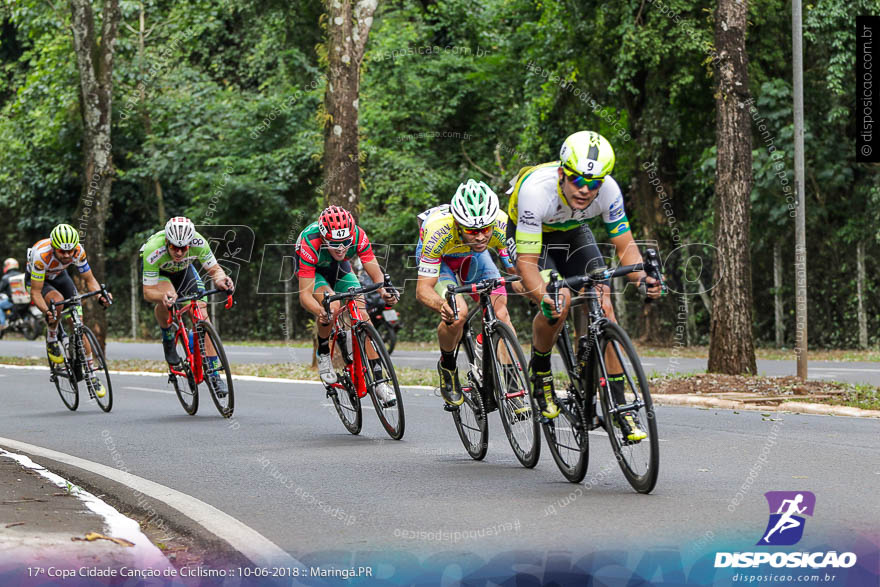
[559,131,615,178]
[50,224,80,251]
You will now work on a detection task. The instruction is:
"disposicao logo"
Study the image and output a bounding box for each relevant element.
[759,491,815,546]
[714,491,857,569]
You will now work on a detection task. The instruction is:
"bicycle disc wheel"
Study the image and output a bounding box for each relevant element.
[452,314,488,460]
[171,333,198,415]
[358,322,405,440]
[597,321,659,493]
[489,322,540,468]
[49,338,78,411]
[197,320,234,418]
[328,330,362,435]
[81,326,113,412]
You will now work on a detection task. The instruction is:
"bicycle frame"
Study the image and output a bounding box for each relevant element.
[167,291,233,384]
[447,277,524,410]
[327,296,371,399]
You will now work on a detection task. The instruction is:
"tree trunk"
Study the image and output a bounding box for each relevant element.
[708,0,756,375]
[773,242,784,347]
[69,0,120,350]
[130,253,138,339]
[857,241,867,349]
[322,0,378,212]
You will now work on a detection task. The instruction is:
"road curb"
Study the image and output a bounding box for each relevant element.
[0,437,301,570]
[653,393,880,418]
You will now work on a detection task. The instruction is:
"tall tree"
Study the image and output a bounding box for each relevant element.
[69,0,120,347]
[708,0,757,374]
[322,0,378,211]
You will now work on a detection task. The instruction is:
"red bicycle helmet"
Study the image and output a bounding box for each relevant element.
[318,206,355,242]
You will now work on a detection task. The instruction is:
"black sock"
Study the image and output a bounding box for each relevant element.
[317,335,330,355]
[440,349,456,370]
[531,348,552,374]
[369,358,383,376]
[607,373,626,405]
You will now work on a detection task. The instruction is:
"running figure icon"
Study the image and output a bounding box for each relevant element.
[758,491,816,546]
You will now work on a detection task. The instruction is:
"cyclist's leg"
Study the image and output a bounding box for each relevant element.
[40,279,66,362]
[155,270,188,365]
[436,257,468,352]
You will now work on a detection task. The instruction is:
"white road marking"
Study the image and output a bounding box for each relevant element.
[123,386,174,395]
[0,436,301,570]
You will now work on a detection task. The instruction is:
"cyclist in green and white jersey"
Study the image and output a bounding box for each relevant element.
[506,131,661,439]
[141,217,234,395]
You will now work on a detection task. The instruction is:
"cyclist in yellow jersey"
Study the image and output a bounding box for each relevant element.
[505,131,661,440]
[28,224,112,397]
[415,179,521,407]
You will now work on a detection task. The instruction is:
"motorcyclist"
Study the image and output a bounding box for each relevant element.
[0,258,27,331]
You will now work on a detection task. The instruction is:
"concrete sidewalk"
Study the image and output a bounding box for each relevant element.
[0,449,173,581]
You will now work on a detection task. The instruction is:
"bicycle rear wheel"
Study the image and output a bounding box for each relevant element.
[540,327,589,483]
[197,320,234,418]
[358,322,404,440]
[49,336,78,411]
[489,322,539,468]
[452,316,488,460]
[81,326,112,412]
[170,332,198,415]
[596,321,659,494]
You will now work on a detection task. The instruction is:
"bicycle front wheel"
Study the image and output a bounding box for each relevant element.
[171,332,198,415]
[197,320,234,418]
[328,329,362,435]
[452,314,488,460]
[489,322,539,468]
[49,339,78,411]
[81,326,113,412]
[596,321,659,494]
[358,322,404,440]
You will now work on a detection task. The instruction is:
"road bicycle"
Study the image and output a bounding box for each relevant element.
[166,288,235,418]
[322,275,404,440]
[47,286,113,412]
[445,275,540,467]
[541,250,663,492]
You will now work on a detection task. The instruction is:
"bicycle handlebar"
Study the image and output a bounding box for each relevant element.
[48,283,112,316]
[321,274,400,315]
[175,287,235,308]
[443,276,521,325]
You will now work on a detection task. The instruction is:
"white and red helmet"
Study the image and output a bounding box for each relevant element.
[3,258,18,273]
[164,216,196,247]
[318,206,355,242]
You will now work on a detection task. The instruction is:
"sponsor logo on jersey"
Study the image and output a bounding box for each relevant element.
[147,247,167,265]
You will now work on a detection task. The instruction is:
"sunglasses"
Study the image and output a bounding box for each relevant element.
[325,238,353,249]
[461,226,493,236]
[167,243,190,254]
[563,167,605,190]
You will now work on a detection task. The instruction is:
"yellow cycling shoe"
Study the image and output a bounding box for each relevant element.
[46,341,65,364]
[90,376,106,398]
[532,371,560,419]
[619,411,647,442]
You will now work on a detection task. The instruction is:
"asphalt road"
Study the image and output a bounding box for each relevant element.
[1,364,877,570]
[2,338,880,386]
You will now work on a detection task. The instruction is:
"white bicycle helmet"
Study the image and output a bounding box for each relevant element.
[164,217,196,247]
[450,179,499,229]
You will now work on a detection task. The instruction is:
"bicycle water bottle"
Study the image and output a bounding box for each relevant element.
[473,332,483,377]
[188,329,195,352]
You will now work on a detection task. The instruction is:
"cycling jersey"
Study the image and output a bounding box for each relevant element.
[27,239,90,282]
[416,205,513,278]
[506,162,631,255]
[141,230,218,286]
[0,270,29,304]
[295,222,375,279]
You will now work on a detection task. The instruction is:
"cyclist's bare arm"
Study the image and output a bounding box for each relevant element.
[29,279,52,315]
[81,268,111,305]
[143,283,174,306]
[415,274,460,324]
[297,276,325,318]
[205,263,233,291]
[361,258,396,304]
[515,252,547,305]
